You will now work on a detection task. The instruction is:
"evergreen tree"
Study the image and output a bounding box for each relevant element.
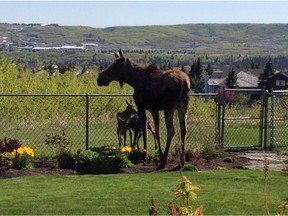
[263,60,275,77]
[225,68,237,88]
[205,62,213,77]
[258,59,275,89]
[189,57,204,92]
[196,57,203,80]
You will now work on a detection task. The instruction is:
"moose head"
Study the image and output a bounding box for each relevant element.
[97,49,127,88]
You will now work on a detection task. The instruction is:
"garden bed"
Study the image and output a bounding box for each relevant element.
[0,151,251,179]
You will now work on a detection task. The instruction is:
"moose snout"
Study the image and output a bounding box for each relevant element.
[97,75,109,86]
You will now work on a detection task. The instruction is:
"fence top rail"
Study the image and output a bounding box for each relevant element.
[224,88,263,92]
[0,93,134,97]
[0,93,91,97]
[271,90,288,94]
[190,93,218,96]
[0,93,219,97]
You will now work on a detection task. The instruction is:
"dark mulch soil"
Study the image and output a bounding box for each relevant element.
[0,152,250,179]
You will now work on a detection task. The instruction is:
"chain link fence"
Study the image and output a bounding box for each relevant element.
[0,93,219,156]
[1,91,286,157]
[270,90,288,149]
[221,89,264,148]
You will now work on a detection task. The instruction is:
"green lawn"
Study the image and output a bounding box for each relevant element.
[0,170,287,215]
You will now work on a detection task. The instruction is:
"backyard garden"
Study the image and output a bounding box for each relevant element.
[0,57,287,215]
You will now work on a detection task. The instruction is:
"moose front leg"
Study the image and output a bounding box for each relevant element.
[138,109,147,150]
[150,110,162,157]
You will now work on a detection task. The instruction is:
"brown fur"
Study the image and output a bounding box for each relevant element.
[116,100,137,147]
[97,49,190,168]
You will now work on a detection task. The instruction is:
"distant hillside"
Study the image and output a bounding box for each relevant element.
[1,23,288,56]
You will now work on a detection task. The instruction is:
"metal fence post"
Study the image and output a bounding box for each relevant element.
[215,91,225,148]
[85,94,89,150]
[216,103,222,147]
[262,87,268,149]
[270,89,275,150]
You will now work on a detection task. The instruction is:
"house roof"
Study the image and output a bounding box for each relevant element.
[266,71,288,79]
[237,71,259,87]
[208,78,226,86]
[208,69,261,88]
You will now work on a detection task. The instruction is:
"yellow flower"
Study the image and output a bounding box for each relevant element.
[12,146,35,157]
[120,146,132,153]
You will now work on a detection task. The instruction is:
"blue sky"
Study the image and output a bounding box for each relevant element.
[0,1,288,28]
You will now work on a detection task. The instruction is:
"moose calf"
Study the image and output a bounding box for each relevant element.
[116,100,157,150]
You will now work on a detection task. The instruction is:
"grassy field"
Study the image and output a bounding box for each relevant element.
[0,170,287,215]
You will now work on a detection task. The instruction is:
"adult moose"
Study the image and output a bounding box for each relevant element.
[97,49,190,168]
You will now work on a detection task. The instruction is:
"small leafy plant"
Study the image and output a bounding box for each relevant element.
[0,152,14,168]
[151,175,203,216]
[45,130,72,156]
[183,163,198,172]
[171,175,202,215]
[0,137,35,169]
[45,130,73,167]
[11,146,35,169]
[128,148,146,164]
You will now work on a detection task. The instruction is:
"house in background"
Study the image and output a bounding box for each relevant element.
[205,69,262,93]
[264,72,288,92]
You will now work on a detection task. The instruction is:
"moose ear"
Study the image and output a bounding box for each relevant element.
[114,51,120,58]
[125,99,132,105]
[119,49,124,59]
[119,81,124,88]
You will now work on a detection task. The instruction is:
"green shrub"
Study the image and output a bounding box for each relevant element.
[91,146,117,157]
[183,163,198,172]
[88,146,132,173]
[12,148,34,169]
[128,149,145,164]
[201,143,223,160]
[57,151,75,168]
[89,156,116,174]
[114,153,133,168]
[74,149,98,165]
[45,130,73,167]
[0,152,14,168]
[45,130,72,156]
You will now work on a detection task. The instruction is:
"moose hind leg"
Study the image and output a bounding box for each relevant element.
[177,102,188,168]
[117,128,123,147]
[150,110,162,156]
[161,109,175,167]
[138,109,147,150]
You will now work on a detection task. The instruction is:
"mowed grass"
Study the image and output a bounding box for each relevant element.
[0,170,287,215]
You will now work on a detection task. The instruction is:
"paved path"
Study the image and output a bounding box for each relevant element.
[236,151,288,171]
